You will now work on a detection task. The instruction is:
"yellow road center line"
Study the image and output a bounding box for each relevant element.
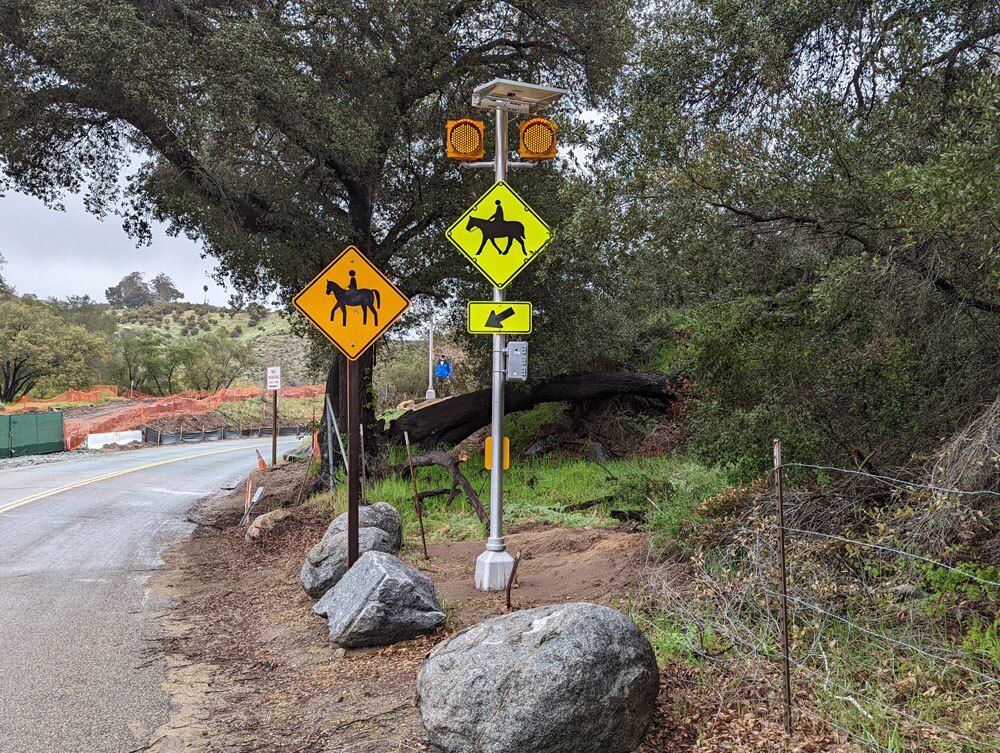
[0,442,286,515]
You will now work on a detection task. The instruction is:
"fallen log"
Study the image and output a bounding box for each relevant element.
[384,372,685,446]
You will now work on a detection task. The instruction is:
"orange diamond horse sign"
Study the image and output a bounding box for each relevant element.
[446,180,552,289]
[293,246,410,361]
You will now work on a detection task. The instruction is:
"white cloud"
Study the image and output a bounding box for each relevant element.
[0,189,230,304]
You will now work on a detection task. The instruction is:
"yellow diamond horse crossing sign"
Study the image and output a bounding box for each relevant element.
[293,246,410,361]
[446,180,552,289]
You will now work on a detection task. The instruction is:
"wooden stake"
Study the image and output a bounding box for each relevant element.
[505,550,522,612]
[404,431,429,559]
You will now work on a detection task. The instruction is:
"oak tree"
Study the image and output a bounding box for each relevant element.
[0,297,109,402]
[0,0,633,439]
[602,0,1000,474]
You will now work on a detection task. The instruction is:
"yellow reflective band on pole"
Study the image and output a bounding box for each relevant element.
[484,437,510,471]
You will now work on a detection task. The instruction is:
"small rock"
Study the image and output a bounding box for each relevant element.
[321,501,403,551]
[525,441,547,456]
[417,602,659,753]
[590,441,615,461]
[315,551,445,648]
[891,583,927,601]
[300,527,396,598]
[244,508,292,542]
[283,445,312,461]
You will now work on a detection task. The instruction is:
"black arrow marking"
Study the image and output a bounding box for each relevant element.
[485,307,516,329]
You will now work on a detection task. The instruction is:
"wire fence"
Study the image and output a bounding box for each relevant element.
[646,444,1000,753]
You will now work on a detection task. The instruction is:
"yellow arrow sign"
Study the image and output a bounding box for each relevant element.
[467,301,533,334]
[446,180,552,289]
[293,246,410,361]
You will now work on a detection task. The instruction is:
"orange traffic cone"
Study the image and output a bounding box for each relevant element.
[255,449,267,470]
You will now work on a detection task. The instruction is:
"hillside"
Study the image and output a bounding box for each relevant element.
[114,303,318,386]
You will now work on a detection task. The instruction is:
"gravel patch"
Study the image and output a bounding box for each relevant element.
[0,451,96,470]
[0,444,151,471]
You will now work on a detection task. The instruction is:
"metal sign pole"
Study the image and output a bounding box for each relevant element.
[271,388,278,465]
[426,315,436,399]
[347,359,361,567]
[475,108,515,591]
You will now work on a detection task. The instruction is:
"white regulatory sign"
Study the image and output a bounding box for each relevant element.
[266,366,281,391]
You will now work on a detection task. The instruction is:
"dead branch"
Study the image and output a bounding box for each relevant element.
[381,451,487,522]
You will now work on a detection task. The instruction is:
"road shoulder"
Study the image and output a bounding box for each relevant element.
[148,462,653,752]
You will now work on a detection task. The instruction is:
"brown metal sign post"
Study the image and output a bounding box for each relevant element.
[346,359,361,566]
[271,389,278,466]
[292,247,410,569]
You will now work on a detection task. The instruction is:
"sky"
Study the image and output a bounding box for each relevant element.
[0,188,231,305]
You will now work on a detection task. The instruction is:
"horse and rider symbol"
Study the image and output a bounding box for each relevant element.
[466,200,528,257]
[326,269,381,326]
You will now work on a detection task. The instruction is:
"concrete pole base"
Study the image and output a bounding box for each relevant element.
[425,389,437,400]
[474,549,515,591]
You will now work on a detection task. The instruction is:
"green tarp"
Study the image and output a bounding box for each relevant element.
[0,412,65,459]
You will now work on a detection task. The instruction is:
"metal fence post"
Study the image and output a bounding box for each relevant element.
[324,397,336,493]
[774,438,792,736]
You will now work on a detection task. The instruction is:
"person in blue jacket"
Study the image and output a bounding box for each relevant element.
[434,354,453,395]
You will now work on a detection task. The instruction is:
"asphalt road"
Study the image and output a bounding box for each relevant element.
[0,438,299,753]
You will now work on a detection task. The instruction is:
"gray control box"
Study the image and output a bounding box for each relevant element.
[506,341,528,382]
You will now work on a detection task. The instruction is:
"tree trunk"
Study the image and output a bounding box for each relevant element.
[384,372,685,446]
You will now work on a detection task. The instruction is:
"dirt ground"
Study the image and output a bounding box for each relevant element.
[148,463,655,753]
[149,464,853,753]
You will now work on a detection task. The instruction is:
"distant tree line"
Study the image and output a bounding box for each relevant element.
[0,285,259,403]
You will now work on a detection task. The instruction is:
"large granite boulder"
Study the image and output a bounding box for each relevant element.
[321,502,403,551]
[416,602,659,753]
[313,551,446,647]
[299,526,395,598]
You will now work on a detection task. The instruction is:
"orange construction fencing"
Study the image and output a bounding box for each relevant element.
[61,384,326,450]
[4,385,120,412]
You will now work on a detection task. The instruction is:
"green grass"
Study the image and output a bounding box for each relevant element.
[799,618,1000,753]
[503,402,566,447]
[313,451,729,548]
